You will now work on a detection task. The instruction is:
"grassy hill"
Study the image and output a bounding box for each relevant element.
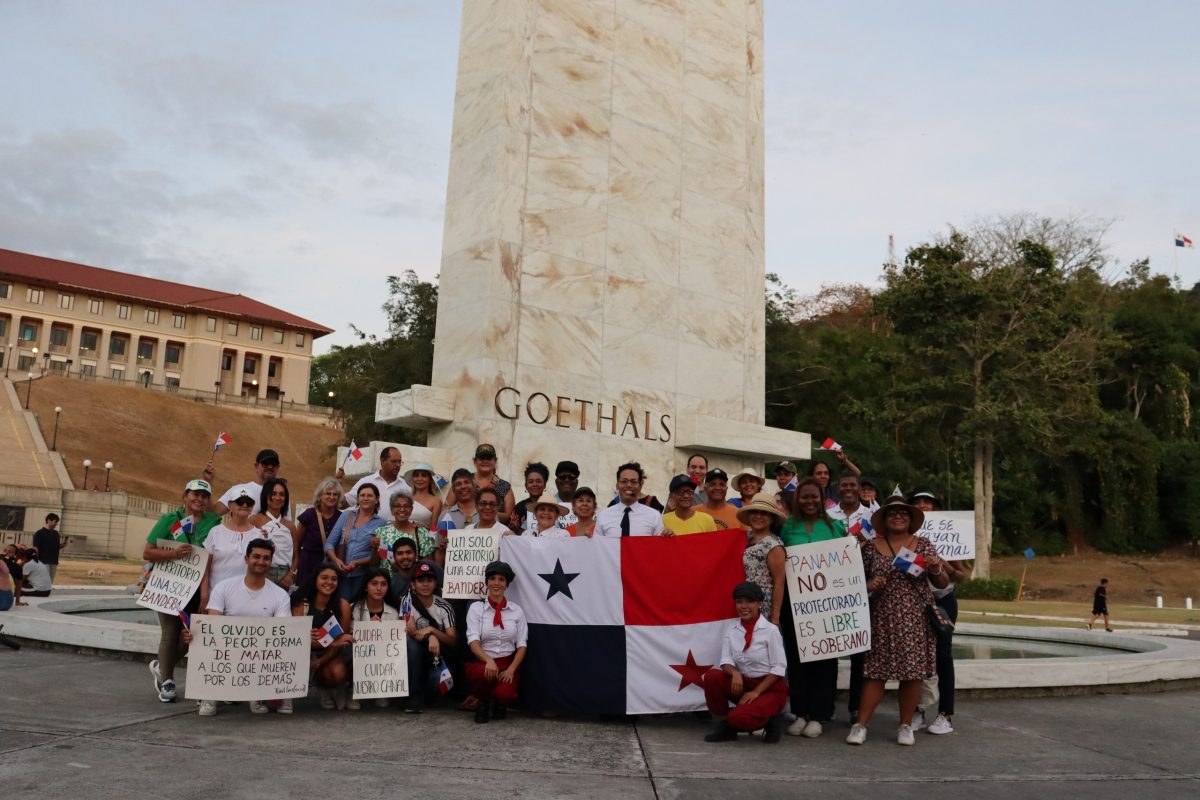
[27,374,345,506]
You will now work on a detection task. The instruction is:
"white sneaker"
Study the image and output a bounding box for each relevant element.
[845,723,867,745]
[148,659,162,692]
[158,679,177,703]
[319,689,336,710]
[278,699,294,715]
[801,719,823,738]
[897,723,915,746]
[927,713,953,735]
[248,701,269,715]
[911,708,925,732]
[198,700,217,717]
[785,717,807,736]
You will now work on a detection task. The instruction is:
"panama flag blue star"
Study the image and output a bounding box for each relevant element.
[538,558,580,600]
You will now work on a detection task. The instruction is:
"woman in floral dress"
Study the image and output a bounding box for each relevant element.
[847,493,949,747]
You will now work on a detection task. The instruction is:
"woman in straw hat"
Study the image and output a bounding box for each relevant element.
[737,493,787,624]
[846,492,949,747]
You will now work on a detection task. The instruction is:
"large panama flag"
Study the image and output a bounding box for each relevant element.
[500,529,745,715]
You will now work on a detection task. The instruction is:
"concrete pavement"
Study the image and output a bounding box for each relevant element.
[1,648,1197,799]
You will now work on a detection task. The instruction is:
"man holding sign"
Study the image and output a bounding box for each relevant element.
[184,537,296,716]
[141,479,220,704]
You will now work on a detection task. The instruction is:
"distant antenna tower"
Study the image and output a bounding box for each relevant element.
[887,234,897,267]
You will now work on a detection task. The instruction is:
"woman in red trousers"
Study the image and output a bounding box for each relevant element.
[465,560,527,723]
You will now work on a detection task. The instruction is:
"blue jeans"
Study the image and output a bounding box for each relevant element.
[339,572,365,603]
[0,590,12,611]
[406,636,439,710]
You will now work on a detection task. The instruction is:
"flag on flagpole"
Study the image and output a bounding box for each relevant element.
[1176,234,1194,249]
[212,432,232,453]
[437,658,454,695]
[501,530,745,715]
[892,546,926,577]
[818,437,843,451]
[343,441,363,466]
[316,615,345,647]
[169,516,194,542]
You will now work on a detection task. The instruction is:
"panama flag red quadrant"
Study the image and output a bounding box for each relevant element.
[501,529,745,715]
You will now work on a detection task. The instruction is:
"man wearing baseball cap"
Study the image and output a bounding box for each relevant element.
[212,448,288,517]
[699,469,742,530]
[774,462,799,492]
[662,475,718,535]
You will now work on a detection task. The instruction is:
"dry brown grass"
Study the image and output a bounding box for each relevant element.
[989,548,1200,606]
[27,374,345,506]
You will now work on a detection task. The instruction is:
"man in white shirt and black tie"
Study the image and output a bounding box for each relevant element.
[701,582,788,743]
[596,463,670,537]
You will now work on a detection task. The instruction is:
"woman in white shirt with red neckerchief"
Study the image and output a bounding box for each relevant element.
[466,560,527,723]
[701,581,788,744]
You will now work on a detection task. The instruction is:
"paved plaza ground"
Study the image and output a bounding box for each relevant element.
[1,648,1197,799]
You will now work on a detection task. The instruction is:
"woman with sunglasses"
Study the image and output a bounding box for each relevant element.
[200,487,264,611]
[379,492,440,569]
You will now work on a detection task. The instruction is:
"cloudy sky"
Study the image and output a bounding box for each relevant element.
[2,1,1198,353]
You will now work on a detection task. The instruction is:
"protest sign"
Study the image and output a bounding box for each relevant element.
[919,511,976,560]
[136,541,210,615]
[443,528,503,600]
[784,538,870,663]
[185,615,311,701]
[351,620,410,699]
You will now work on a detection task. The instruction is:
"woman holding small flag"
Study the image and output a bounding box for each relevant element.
[292,562,353,709]
[847,492,948,746]
[325,483,388,602]
[144,479,222,703]
[465,560,527,723]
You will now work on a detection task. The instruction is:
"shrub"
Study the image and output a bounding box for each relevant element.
[956,577,1019,601]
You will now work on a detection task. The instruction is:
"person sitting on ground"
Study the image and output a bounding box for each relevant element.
[291,562,353,710]
[13,548,52,605]
[1088,577,1112,632]
[662,474,718,536]
[466,561,527,723]
[566,487,598,537]
[510,462,551,534]
[730,469,765,509]
[249,477,301,589]
[699,469,742,530]
[186,538,294,716]
[145,479,222,703]
[348,567,401,710]
[701,582,788,744]
[402,561,457,714]
[0,557,14,612]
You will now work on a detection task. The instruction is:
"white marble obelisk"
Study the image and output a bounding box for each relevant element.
[377,0,808,492]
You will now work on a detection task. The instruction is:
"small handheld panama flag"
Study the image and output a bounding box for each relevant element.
[892,546,926,577]
[317,615,345,647]
[433,474,448,494]
[437,516,457,532]
[343,441,363,467]
[399,593,412,620]
[169,516,194,541]
[825,497,837,510]
[1177,233,1194,249]
[849,518,876,540]
[178,610,191,630]
[437,658,454,695]
[212,432,232,453]
[818,437,843,451]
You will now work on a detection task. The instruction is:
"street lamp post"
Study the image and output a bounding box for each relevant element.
[42,352,49,374]
[4,344,11,378]
[251,379,258,405]
[214,380,221,405]
[104,461,113,492]
[51,406,62,450]
[278,390,286,418]
[23,373,33,409]
[65,358,73,378]
[82,458,92,490]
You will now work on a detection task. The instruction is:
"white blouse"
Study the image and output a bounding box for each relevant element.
[466,598,528,659]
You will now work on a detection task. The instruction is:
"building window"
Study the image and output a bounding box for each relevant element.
[110,367,124,379]
[146,309,160,325]
[81,364,96,377]
[89,298,103,314]
[227,321,239,336]
[243,357,256,375]
[49,328,69,347]
[295,333,305,347]
[250,325,262,341]
[221,353,233,371]
[18,356,35,371]
[272,330,284,344]
[165,344,182,364]
[19,323,37,341]
[137,341,153,360]
[172,313,186,329]
[109,337,127,356]
[207,317,217,332]
[0,282,9,299]
[80,331,98,351]
[58,293,74,310]
[0,319,6,338]
[268,361,278,378]
[166,376,181,391]
[27,288,43,304]
[118,303,131,320]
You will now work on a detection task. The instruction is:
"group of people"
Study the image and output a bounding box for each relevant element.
[0,513,65,610]
[131,442,967,745]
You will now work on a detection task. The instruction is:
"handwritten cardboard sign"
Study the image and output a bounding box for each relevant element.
[137,540,210,615]
[784,539,871,663]
[351,620,410,699]
[443,528,503,600]
[919,511,976,560]
[184,615,310,701]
